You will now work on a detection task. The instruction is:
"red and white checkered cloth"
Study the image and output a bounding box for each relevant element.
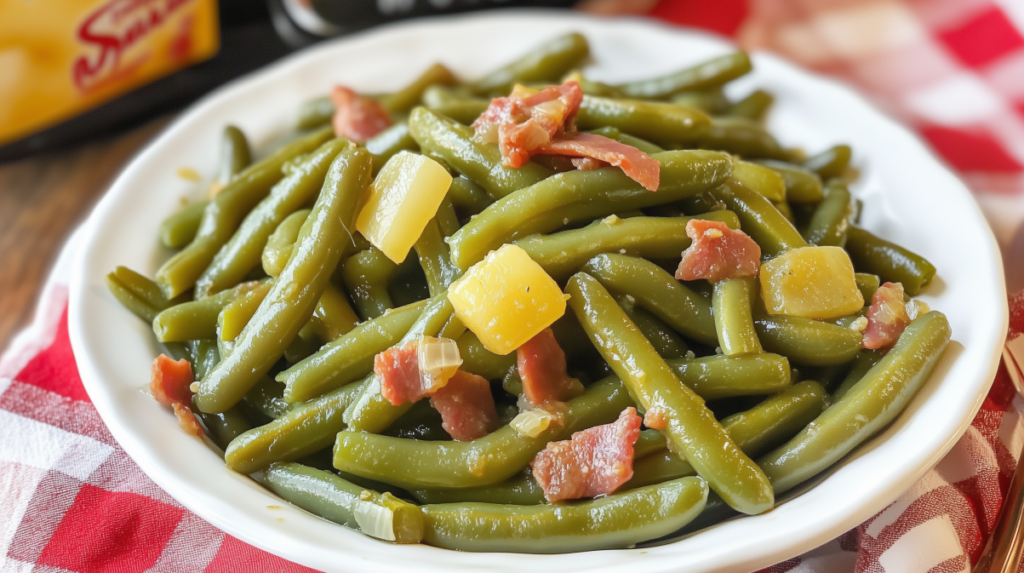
[3,0,1024,571]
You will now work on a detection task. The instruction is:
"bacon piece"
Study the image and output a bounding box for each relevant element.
[643,407,668,431]
[375,342,424,406]
[172,403,205,438]
[472,81,583,168]
[517,328,583,409]
[430,370,499,441]
[530,407,642,502]
[151,354,193,407]
[538,132,660,191]
[863,282,910,350]
[331,86,391,143]
[675,219,762,283]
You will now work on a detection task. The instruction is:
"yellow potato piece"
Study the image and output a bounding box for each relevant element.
[760,246,864,320]
[448,244,567,355]
[356,151,453,263]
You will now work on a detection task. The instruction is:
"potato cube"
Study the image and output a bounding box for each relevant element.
[448,244,567,355]
[356,151,453,263]
[760,246,864,319]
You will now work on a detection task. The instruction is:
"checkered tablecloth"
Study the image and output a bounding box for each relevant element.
[3,0,1024,571]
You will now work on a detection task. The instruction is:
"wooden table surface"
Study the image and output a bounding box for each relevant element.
[0,118,170,353]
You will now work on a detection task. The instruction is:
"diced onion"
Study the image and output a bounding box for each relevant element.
[354,499,396,541]
[907,299,930,320]
[511,409,556,438]
[849,316,868,333]
[417,336,462,393]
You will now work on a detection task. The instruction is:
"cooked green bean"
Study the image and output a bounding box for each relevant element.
[803,144,851,180]
[727,89,774,122]
[195,138,349,297]
[106,266,182,323]
[342,292,463,433]
[583,254,717,345]
[340,248,399,320]
[626,380,829,489]
[380,63,458,115]
[832,349,884,400]
[803,180,853,247]
[713,277,763,356]
[666,354,792,400]
[414,216,461,296]
[186,338,220,380]
[449,150,733,269]
[515,211,739,282]
[586,126,665,155]
[411,471,544,505]
[471,32,589,95]
[152,280,264,342]
[218,125,252,185]
[333,376,632,489]
[196,148,372,414]
[854,272,880,303]
[754,314,863,366]
[687,118,789,159]
[159,200,209,249]
[430,101,490,125]
[845,226,936,296]
[421,477,707,553]
[421,85,478,108]
[279,299,427,403]
[218,281,272,342]
[226,381,364,474]
[447,176,493,216]
[308,282,360,343]
[156,126,333,298]
[704,177,806,257]
[384,400,451,441]
[242,376,292,420]
[195,404,251,451]
[296,96,335,130]
[264,463,423,544]
[670,87,730,115]
[366,123,418,173]
[618,297,689,360]
[566,272,774,515]
[408,107,553,199]
[262,209,309,277]
[457,331,516,380]
[760,312,950,493]
[576,96,711,144]
[617,52,752,99]
[755,160,824,204]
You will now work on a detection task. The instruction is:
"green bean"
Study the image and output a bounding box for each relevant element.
[704,177,806,257]
[583,254,717,345]
[333,376,632,489]
[283,325,320,364]
[619,297,689,360]
[226,382,364,474]
[832,349,884,400]
[726,89,774,122]
[414,216,461,296]
[421,85,478,108]
[733,160,786,202]
[262,209,309,277]
[515,211,739,282]
[670,88,731,115]
[421,476,707,553]
[774,199,795,224]
[687,118,789,159]
[447,176,493,216]
[106,266,180,324]
[617,52,752,99]
[196,148,373,414]
[755,160,823,204]
[430,101,489,125]
[155,126,333,298]
[218,125,252,185]
[855,272,880,303]
[411,471,544,505]
[713,277,763,356]
[471,32,589,95]
[159,200,209,249]
[384,400,450,441]
[263,463,424,543]
[279,299,427,403]
[242,376,292,420]
[626,381,829,489]
[754,314,863,366]
[803,180,853,247]
[586,126,665,155]
[803,145,851,180]
[366,123,418,173]
[449,150,733,269]
[576,96,711,144]
[195,404,251,451]
[667,353,791,400]
[760,312,950,493]
[340,248,399,320]
[183,338,217,381]
[195,138,349,297]
[309,282,360,343]
[296,96,335,130]
[845,227,936,296]
[152,280,263,342]
[566,272,774,515]
[218,281,272,342]
[379,63,458,115]
[408,107,553,199]
[457,331,516,380]
[342,292,463,433]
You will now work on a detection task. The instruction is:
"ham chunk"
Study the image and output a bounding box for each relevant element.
[430,370,499,441]
[331,85,391,143]
[675,219,761,283]
[539,132,660,191]
[863,282,910,350]
[375,337,462,406]
[517,328,583,409]
[150,354,204,438]
[530,407,642,502]
[473,81,583,168]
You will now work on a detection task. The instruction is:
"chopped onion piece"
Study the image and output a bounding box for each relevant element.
[511,408,557,438]
[907,299,930,320]
[354,498,396,541]
[417,336,462,393]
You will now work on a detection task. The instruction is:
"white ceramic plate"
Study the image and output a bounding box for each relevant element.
[69,10,1008,573]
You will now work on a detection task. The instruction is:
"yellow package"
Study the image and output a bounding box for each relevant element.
[0,0,219,146]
